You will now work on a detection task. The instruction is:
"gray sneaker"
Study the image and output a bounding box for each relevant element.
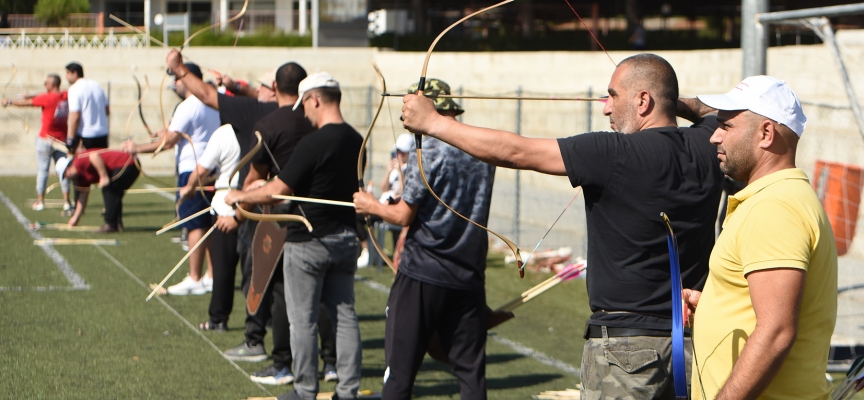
[223,342,268,362]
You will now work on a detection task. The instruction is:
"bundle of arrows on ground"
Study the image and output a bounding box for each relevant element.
[833,357,864,400]
[494,260,587,313]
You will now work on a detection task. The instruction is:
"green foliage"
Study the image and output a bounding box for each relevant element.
[34,0,89,26]
[151,24,312,47]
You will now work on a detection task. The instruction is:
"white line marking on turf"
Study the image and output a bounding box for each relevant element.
[0,286,84,292]
[143,184,177,201]
[0,191,90,290]
[354,276,581,376]
[487,334,580,376]
[94,245,272,396]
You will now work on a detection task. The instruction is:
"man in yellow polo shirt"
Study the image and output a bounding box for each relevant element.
[684,75,837,400]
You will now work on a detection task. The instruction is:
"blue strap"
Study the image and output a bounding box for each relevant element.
[662,213,688,399]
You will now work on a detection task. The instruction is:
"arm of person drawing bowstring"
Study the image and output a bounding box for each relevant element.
[179,165,210,199]
[122,129,180,154]
[353,191,417,227]
[402,93,566,175]
[225,178,289,206]
[166,50,220,110]
[89,152,111,188]
[716,268,806,400]
[677,97,716,123]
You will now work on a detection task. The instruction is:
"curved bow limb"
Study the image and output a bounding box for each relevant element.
[357,61,398,274]
[2,63,31,135]
[181,0,249,49]
[127,74,152,139]
[413,0,523,277]
[235,205,313,232]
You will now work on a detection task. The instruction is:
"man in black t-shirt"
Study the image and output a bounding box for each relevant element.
[226,72,363,400]
[402,54,722,399]
[354,79,494,400]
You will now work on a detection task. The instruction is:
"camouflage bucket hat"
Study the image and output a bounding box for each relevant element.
[408,78,464,116]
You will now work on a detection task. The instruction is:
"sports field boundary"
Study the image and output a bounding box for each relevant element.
[354,276,582,377]
[93,244,274,397]
[0,191,90,291]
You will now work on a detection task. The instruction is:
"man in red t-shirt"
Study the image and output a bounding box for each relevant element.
[55,150,140,233]
[2,74,71,212]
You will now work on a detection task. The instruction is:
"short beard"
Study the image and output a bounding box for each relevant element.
[720,143,756,182]
[612,105,639,134]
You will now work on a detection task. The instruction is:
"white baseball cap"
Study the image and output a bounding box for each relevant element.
[697,75,806,136]
[55,156,71,179]
[257,68,277,89]
[292,72,340,111]
[395,133,413,152]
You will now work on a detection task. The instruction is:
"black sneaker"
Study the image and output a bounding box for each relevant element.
[250,364,294,385]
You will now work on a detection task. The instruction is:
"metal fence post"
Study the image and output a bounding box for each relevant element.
[514,86,522,245]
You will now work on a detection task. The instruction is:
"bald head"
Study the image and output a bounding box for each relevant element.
[617,54,679,117]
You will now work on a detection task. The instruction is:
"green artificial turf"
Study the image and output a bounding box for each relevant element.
[2,175,860,399]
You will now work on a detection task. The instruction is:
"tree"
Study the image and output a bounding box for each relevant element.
[34,0,89,26]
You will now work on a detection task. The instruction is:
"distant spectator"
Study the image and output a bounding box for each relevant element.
[2,73,71,212]
[65,62,109,153]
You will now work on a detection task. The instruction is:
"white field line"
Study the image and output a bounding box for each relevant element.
[93,245,273,396]
[143,184,176,201]
[353,276,581,377]
[0,191,90,290]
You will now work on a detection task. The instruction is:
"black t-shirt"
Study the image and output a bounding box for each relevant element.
[277,123,363,242]
[250,106,315,177]
[557,116,722,330]
[399,137,496,291]
[216,94,278,183]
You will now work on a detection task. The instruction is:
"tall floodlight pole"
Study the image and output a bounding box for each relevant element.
[741,0,769,78]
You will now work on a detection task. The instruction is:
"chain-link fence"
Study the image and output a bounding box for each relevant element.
[3,81,864,264]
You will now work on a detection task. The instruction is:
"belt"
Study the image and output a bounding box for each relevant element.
[584,325,687,339]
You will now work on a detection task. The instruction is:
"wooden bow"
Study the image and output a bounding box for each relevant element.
[413,0,524,277]
[2,63,30,135]
[356,61,398,274]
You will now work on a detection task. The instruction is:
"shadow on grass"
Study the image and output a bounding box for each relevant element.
[357,314,386,322]
[486,353,525,364]
[413,372,563,397]
[362,338,385,349]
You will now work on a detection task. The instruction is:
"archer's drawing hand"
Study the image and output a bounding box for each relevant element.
[224,190,243,206]
[353,191,378,216]
[682,288,701,326]
[402,93,440,136]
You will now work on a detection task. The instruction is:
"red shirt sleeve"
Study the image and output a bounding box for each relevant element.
[30,93,48,107]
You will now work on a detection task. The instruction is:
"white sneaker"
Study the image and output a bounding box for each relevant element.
[166,274,207,295]
[63,202,72,212]
[32,202,44,211]
[202,274,213,292]
[357,248,369,268]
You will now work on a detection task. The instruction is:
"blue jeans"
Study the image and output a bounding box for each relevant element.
[283,227,361,400]
[35,137,69,196]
